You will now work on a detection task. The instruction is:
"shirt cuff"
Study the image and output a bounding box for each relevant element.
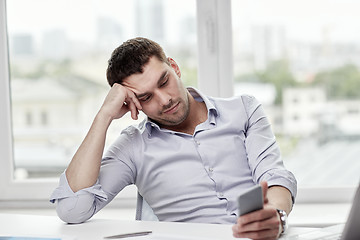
[50,171,108,203]
[262,169,298,204]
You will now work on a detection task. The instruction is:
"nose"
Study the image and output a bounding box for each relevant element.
[155,89,171,106]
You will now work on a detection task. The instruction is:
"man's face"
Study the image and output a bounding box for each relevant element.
[122,56,190,127]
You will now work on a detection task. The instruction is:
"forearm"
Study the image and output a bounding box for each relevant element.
[267,185,293,215]
[66,111,112,193]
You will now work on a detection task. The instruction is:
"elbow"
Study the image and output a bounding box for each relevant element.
[55,197,96,224]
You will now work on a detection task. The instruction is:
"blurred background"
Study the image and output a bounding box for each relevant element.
[5,0,360,191]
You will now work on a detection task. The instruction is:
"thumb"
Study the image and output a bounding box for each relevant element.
[260,181,269,204]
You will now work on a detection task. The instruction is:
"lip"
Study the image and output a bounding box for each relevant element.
[163,102,180,114]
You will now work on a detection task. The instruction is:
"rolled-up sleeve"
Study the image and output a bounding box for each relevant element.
[50,127,138,223]
[50,172,108,223]
[243,95,297,202]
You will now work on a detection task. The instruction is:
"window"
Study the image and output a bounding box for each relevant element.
[8,0,197,179]
[232,0,360,201]
[2,0,357,204]
[0,0,198,201]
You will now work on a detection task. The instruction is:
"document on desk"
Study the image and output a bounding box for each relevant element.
[111,234,220,240]
[0,237,61,240]
[0,236,75,240]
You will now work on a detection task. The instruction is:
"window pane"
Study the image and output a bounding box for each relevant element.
[7,0,197,179]
[232,0,360,187]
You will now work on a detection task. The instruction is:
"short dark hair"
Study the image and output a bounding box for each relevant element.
[106,37,168,86]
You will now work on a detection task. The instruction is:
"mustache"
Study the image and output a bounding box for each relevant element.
[162,99,175,112]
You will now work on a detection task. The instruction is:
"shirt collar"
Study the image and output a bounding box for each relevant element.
[142,87,219,136]
[187,87,219,124]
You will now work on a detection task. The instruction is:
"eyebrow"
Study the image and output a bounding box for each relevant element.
[136,71,168,99]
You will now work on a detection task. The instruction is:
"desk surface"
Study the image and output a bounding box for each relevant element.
[0,213,313,240]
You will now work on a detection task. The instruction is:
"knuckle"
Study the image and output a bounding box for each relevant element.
[271,208,278,215]
[259,211,267,219]
[254,221,262,229]
[231,225,237,232]
[274,218,280,226]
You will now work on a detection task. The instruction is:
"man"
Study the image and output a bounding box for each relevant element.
[51,37,297,240]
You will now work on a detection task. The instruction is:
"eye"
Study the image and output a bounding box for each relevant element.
[160,77,169,87]
[139,94,152,102]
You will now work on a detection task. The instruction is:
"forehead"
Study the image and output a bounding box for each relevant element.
[122,57,168,94]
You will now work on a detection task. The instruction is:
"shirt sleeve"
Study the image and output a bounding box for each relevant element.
[49,128,138,223]
[242,95,297,202]
[50,172,108,223]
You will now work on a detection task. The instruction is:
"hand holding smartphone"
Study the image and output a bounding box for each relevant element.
[237,184,264,216]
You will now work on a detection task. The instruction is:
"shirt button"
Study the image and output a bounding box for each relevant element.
[195,140,200,145]
[219,192,224,197]
[209,168,213,172]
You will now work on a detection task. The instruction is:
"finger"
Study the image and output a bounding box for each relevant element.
[240,213,280,232]
[238,208,276,225]
[257,237,278,240]
[232,224,239,237]
[133,97,143,110]
[125,89,143,110]
[233,229,279,240]
[129,94,142,110]
[233,228,280,240]
[127,100,139,120]
[112,83,142,110]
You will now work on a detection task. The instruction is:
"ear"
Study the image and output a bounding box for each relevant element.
[168,57,181,78]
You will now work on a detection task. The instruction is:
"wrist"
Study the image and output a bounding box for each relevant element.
[276,209,288,235]
[97,108,116,123]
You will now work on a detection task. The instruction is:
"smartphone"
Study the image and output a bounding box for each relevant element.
[237,184,264,216]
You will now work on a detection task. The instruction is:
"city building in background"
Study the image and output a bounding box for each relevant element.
[232,0,360,187]
[5,0,360,188]
[7,0,197,179]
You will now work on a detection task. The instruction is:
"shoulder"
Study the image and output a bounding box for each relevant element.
[118,120,149,147]
[239,95,261,113]
[209,94,260,113]
[121,124,142,138]
[106,120,147,154]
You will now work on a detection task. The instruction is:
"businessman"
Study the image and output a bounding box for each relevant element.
[51,37,297,240]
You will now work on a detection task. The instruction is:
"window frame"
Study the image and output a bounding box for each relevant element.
[0,0,357,206]
[196,0,233,98]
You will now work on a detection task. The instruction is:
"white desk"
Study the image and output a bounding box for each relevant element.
[0,213,314,240]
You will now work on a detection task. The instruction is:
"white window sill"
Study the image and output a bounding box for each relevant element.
[289,203,351,227]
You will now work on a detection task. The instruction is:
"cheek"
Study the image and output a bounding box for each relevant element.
[168,83,181,98]
[142,103,158,116]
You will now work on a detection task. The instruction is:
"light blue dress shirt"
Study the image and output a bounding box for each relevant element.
[50,88,297,224]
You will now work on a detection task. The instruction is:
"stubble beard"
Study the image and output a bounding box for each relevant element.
[154,94,190,127]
